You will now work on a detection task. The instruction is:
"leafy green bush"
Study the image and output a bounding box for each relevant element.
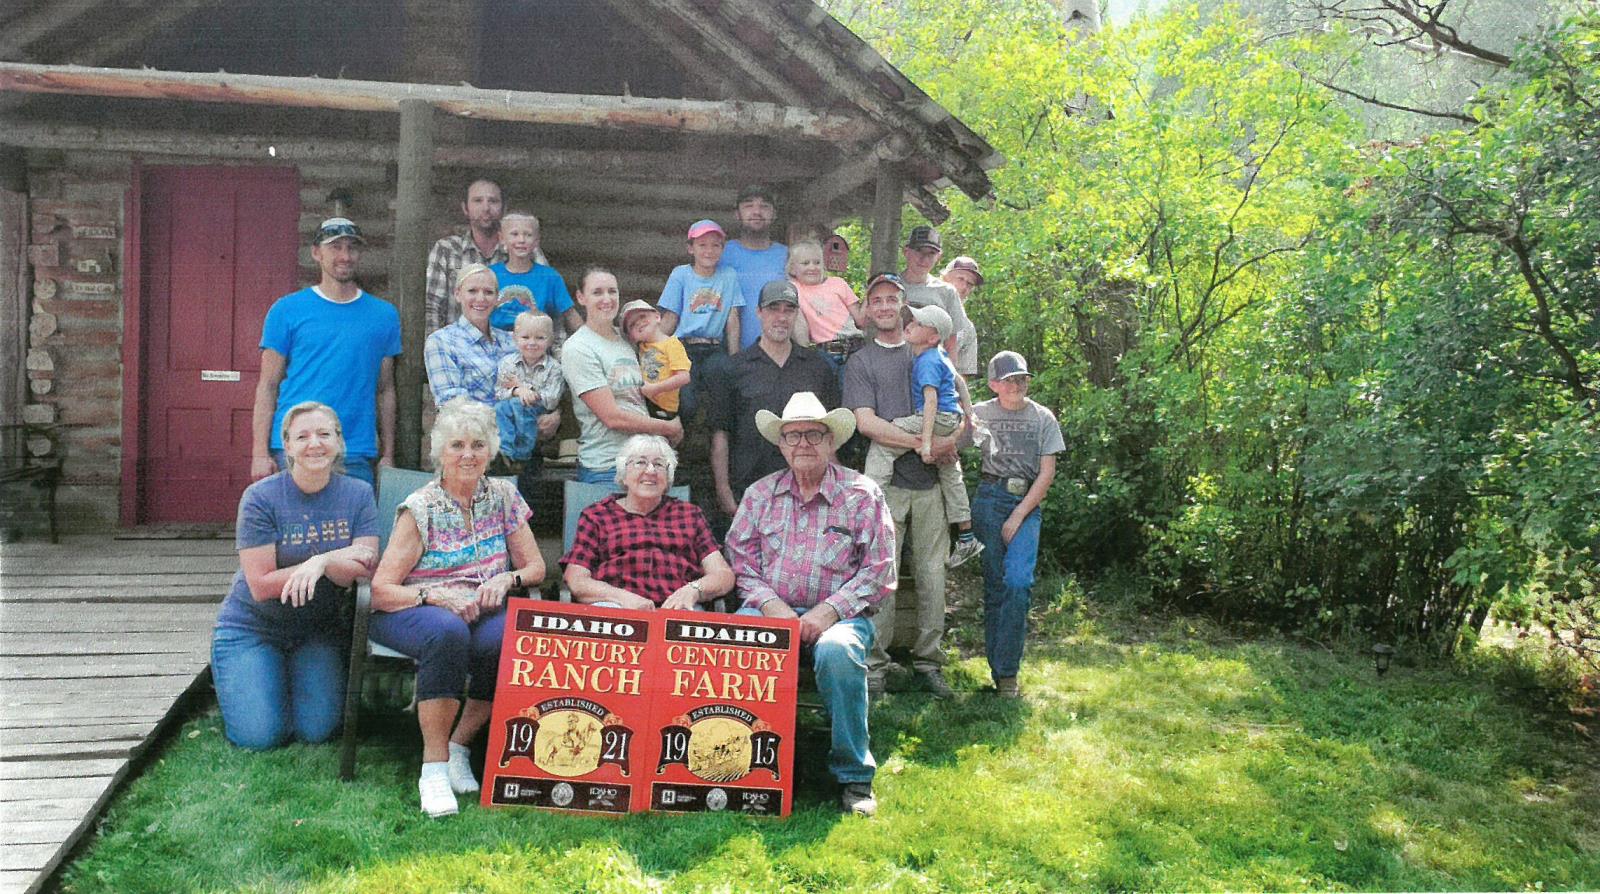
[833,1,1597,677]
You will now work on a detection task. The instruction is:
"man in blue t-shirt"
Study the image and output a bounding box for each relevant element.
[721,184,789,351]
[251,218,402,485]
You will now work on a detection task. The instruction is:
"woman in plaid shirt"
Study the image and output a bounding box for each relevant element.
[560,434,734,611]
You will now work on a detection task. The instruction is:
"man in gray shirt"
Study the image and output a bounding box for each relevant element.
[842,272,961,699]
[900,226,970,361]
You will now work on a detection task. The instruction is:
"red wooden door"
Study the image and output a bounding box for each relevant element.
[137,167,300,523]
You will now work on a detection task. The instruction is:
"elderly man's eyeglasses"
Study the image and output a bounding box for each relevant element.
[626,457,669,471]
[780,429,827,446]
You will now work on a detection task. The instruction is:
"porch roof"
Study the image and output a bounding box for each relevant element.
[0,0,1003,212]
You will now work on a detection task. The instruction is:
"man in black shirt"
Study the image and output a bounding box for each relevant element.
[709,280,840,524]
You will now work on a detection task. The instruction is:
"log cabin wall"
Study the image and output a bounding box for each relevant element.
[21,149,130,532]
[0,0,1002,534]
[6,139,813,532]
[14,147,404,532]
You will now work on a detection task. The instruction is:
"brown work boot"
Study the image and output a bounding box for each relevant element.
[918,668,954,699]
[994,676,1022,698]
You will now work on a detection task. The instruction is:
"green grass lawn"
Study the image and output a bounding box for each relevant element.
[60,583,1599,893]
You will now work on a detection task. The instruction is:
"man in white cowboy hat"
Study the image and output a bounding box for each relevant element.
[724,391,897,818]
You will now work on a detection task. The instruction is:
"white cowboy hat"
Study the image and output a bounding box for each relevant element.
[755,392,856,446]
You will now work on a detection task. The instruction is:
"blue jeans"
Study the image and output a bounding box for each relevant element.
[496,400,547,461]
[573,464,621,486]
[971,481,1042,680]
[271,450,374,485]
[211,624,347,750]
[679,342,726,422]
[739,608,876,784]
[367,605,505,702]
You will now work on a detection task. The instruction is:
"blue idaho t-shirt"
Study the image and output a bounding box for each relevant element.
[721,240,788,350]
[488,262,573,331]
[260,287,402,458]
[213,472,378,638]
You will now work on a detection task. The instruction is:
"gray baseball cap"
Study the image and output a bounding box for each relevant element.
[987,351,1031,380]
[758,279,800,308]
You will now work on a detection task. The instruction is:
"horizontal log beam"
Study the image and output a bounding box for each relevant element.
[0,61,879,142]
[0,119,821,183]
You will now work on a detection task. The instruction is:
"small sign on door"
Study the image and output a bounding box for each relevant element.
[200,370,242,382]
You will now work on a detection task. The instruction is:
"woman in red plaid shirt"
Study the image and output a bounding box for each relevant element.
[560,434,734,611]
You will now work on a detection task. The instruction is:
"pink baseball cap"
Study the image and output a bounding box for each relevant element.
[686,219,726,241]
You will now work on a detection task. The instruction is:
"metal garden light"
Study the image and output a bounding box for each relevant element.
[1372,642,1395,676]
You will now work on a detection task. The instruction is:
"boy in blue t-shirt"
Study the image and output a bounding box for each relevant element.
[657,218,744,419]
[862,303,983,567]
[488,212,578,343]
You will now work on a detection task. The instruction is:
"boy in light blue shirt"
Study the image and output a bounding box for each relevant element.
[657,218,744,419]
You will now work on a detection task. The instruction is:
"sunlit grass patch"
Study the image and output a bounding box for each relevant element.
[60,604,1599,893]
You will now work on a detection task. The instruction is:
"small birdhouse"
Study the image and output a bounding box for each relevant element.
[823,233,849,273]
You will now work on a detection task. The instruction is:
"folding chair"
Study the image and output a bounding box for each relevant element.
[559,479,688,602]
[340,466,432,781]
[337,466,521,780]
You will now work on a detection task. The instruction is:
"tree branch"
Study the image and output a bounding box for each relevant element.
[1297,67,1477,124]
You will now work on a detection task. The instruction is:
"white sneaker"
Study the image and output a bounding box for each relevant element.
[419,765,458,817]
[947,537,984,569]
[447,743,480,794]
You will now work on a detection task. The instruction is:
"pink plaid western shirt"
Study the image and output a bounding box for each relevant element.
[725,463,897,620]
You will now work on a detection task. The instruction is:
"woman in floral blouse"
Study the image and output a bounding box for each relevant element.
[370,397,545,818]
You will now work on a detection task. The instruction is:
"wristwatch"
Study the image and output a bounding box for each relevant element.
[689,580,705,602]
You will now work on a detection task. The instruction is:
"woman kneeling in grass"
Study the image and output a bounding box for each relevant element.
[211,402,378,751]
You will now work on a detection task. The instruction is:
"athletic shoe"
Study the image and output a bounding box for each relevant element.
[918,668,954,699]
[946,538,984,568]
[419,768,458,818]
[840,782,878,817]
[447,743,480,794]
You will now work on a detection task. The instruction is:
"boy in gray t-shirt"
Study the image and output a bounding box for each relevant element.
[969,351,1065,698]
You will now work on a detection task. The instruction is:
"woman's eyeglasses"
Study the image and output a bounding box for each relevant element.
[626,457,669,471]
[779,429,827,446]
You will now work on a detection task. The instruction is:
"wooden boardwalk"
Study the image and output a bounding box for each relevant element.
[0,536,234,894]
